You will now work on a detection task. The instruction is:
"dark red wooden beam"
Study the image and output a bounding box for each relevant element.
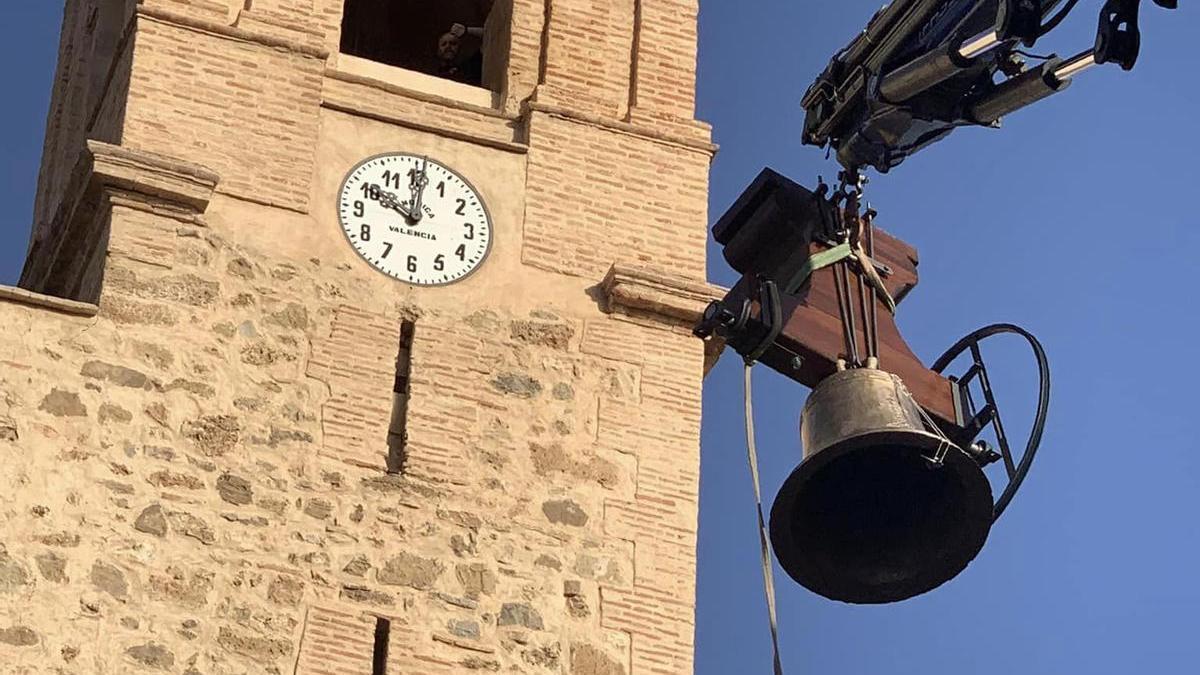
[709,169,960,426]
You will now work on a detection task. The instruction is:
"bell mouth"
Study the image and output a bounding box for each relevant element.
[769,431,994,604]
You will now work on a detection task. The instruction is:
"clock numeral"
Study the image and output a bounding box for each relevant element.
[353,200,365,217]
[455,244,466,261]
[455,199,467,216]
[434,255,445,272]
[361,183,381,200]
[381,170,402,190]
[382,242,393,259]
[463,223,475,240]
[407,255,418,273]
[360,224,372,241]
[437,181,446,198]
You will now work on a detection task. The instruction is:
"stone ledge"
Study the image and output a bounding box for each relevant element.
[329,55,500,111]
[322,71,528,155]
[87,140,221,213]
[0,285,99,318]
[600,263,729,376]
[600,263,724,324]
[21,142,220,302]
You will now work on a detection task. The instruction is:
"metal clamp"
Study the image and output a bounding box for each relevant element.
[1095,0,1144,70]
[745,279,784,364]
[693,278,785,367]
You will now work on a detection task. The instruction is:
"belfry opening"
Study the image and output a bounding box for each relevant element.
[339,0,496,87]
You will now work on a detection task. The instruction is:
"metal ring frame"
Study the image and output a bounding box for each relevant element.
[931,323,1051,522]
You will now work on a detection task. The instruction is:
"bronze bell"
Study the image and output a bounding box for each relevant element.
[769,367,994,604]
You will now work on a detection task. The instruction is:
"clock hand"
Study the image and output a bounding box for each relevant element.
[408,159,429,223]
[377,189,413,219]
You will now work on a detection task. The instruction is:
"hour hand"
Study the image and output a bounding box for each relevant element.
[378,189,413,219]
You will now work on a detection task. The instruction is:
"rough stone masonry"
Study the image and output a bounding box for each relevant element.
[0,0,721,673]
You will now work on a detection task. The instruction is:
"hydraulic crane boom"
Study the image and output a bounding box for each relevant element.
[802,0,1179,173]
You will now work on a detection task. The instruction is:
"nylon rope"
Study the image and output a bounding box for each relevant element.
[743,361,785,675]
[916,392,955,466]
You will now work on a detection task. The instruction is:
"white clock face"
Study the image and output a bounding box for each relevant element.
[337,153,492,286]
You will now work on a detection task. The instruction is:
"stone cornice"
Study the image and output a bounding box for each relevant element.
[0,285,99,318]
[322,70,529,155]
[86,141,220,213]
[601,263,724,323]
[20,142,220,302]
[325,63,515,121]
[600,263,729,376]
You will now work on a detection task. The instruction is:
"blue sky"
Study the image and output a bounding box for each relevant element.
[2,2,1198,674]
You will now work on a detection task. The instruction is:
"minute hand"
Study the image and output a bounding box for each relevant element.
[408,160,429,223]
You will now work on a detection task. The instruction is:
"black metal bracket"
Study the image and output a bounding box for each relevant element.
[1095,0,1144,70]
[693,277,785,366]
[1092,0,1177,70]
[694,296,750,340]
[745,279,783,363]
[932,323,1051,522]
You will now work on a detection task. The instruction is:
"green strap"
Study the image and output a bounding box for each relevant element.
[782,241,898,314]
[782,242,853,295]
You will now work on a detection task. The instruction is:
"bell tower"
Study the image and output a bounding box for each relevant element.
[1,0,717,673]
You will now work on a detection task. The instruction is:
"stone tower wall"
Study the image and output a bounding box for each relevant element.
[28,0,137,259]
[0,1,718,673]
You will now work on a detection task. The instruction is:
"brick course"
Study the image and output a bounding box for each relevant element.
[123,16,324,211]
[522,112,709,281]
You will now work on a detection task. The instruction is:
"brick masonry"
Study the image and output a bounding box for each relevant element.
[2,0,718,673]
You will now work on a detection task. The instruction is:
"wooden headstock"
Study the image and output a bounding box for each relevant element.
[705,169,960,426]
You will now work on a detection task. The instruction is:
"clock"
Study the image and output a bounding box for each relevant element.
[337,153,493,285]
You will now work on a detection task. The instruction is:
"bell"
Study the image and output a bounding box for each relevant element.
[769,367,994,604]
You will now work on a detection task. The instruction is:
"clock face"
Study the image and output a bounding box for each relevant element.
[337,153,493,286]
